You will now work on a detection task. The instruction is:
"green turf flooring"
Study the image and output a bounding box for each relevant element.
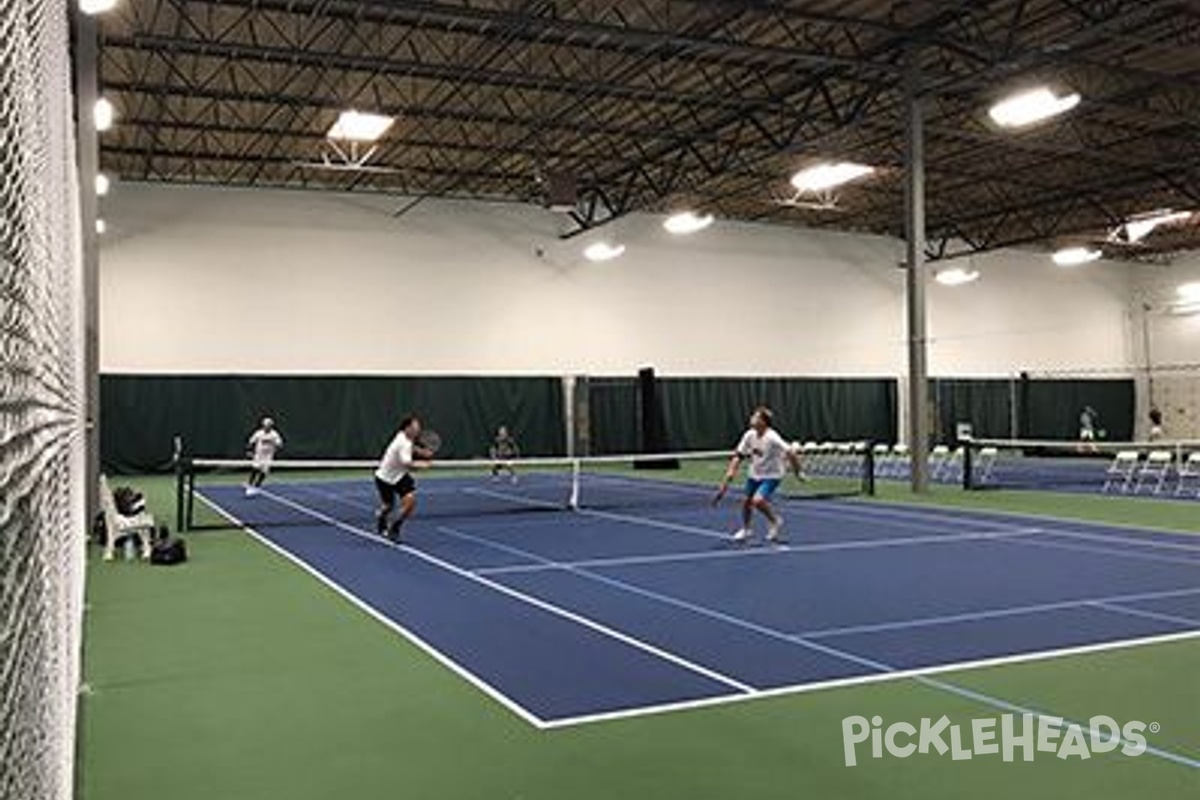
[80,475,1199,799]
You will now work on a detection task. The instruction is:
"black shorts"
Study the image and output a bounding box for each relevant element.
[375,474,416,506]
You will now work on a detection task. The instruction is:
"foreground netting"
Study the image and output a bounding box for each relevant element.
[179,446,875,531]
[965,438,1200,498]
[0,1,86,798]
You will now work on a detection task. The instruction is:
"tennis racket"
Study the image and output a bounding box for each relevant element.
[712,480,730,506]
[416,429,442,454]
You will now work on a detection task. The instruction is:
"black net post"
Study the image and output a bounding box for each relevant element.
[863,443,876,496]
[962,439,975,490]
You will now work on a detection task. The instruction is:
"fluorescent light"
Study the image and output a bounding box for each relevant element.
[79,0,118,13]
[790,162,874,193]
[663,211,714,235]
[326,110,394,142]
[935,267,980,286]
[94,97,115,131]
[1052,246,1102,266]
[989,87,1080,128]
[1121,209,1192,243]
[1177,282,1200,301]
[583,242,625,262]
[95,173,111,196]
[95,219,107,234]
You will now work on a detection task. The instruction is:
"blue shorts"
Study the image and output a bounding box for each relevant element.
[745,478,781,500]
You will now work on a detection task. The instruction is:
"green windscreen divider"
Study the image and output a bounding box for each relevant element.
[657,377,898,451]
[932,378,1016,442]
[586,378,640,455]
[931,376,1135,442]
[100,374,566,473]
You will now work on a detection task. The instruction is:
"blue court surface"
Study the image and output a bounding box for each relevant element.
[199,474,1200,728]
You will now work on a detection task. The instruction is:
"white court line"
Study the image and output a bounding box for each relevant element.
[192,492,550,729]
[203,485,1200,764]
[999,534,1200,569]
[475,526,1046,577]
[543,629,1200,737]
[794,586,1200,639]
[572,475,1200,567]
[255,488,756,695]
[588,472,1200,539]
[435,522,1200,769]
[1088,599,1200,629]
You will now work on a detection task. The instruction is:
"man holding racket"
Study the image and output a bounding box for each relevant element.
[715,406,801,543]
[374,415,437,542]
[245,416,283,496]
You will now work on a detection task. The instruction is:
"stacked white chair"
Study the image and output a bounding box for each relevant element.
[1176,452,1200,497]
[1135,450,1173,494]
[1102,451,1140,493]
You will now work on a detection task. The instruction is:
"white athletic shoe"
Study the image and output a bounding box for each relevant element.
[246,486,260,497]
[732,527,752,543]
[767,515,784,543]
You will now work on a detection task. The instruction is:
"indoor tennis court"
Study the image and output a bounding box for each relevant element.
[3,3,1200,800]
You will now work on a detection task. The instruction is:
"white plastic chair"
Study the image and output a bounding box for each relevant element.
[100,474,156,562]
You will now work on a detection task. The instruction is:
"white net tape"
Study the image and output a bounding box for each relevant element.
[0,1,86,798]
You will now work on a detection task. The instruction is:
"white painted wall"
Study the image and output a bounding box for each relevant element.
[99,183,1140,378]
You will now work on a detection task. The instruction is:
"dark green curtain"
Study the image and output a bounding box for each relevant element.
[101,374,566,473]
[932,378,1015,441]
[1022,378,1134,441]
[658,377,897,450]
[586,378,640,455]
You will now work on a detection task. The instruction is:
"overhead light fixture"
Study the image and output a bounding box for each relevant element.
[326,110,394,142]
[95,219,107,234]
[94,97,115,131]
[583,242,625,262]
[95,173,111,196]
[1052,246,1102,266]
[935,267,980,286]
[663,211,714,235]
[790,162,875,193]
[79,0,119,13]
[988,87,1080,128]
[1118,209,1192,244]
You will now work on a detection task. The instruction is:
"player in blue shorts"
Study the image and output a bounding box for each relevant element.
[716,406,801,543]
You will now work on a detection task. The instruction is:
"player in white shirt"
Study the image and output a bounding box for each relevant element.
[374,415,434,541]
[716,406,801,543]
[245,417,283,496]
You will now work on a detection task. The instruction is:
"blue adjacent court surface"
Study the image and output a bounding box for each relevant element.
[199,474,1200,727]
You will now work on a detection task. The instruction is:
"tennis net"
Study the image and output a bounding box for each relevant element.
[178,445,876,531]
[964,437,1200,497]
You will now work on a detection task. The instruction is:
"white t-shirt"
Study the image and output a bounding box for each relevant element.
[248,429,283,466]
[375,431,415,484]
[736,428,790,480]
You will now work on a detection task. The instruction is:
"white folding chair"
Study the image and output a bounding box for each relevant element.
[1135,450,1173,494]
[1176,452,1200,497]
[928,444,949,479]
[891,443,910,479]
[1102,451,1139,493]
[975,446,998,485]
[872,443,892,478]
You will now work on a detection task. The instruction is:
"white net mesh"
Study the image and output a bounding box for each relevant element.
[0,0,86,798]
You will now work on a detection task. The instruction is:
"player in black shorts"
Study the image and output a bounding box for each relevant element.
[374,415,432,541]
